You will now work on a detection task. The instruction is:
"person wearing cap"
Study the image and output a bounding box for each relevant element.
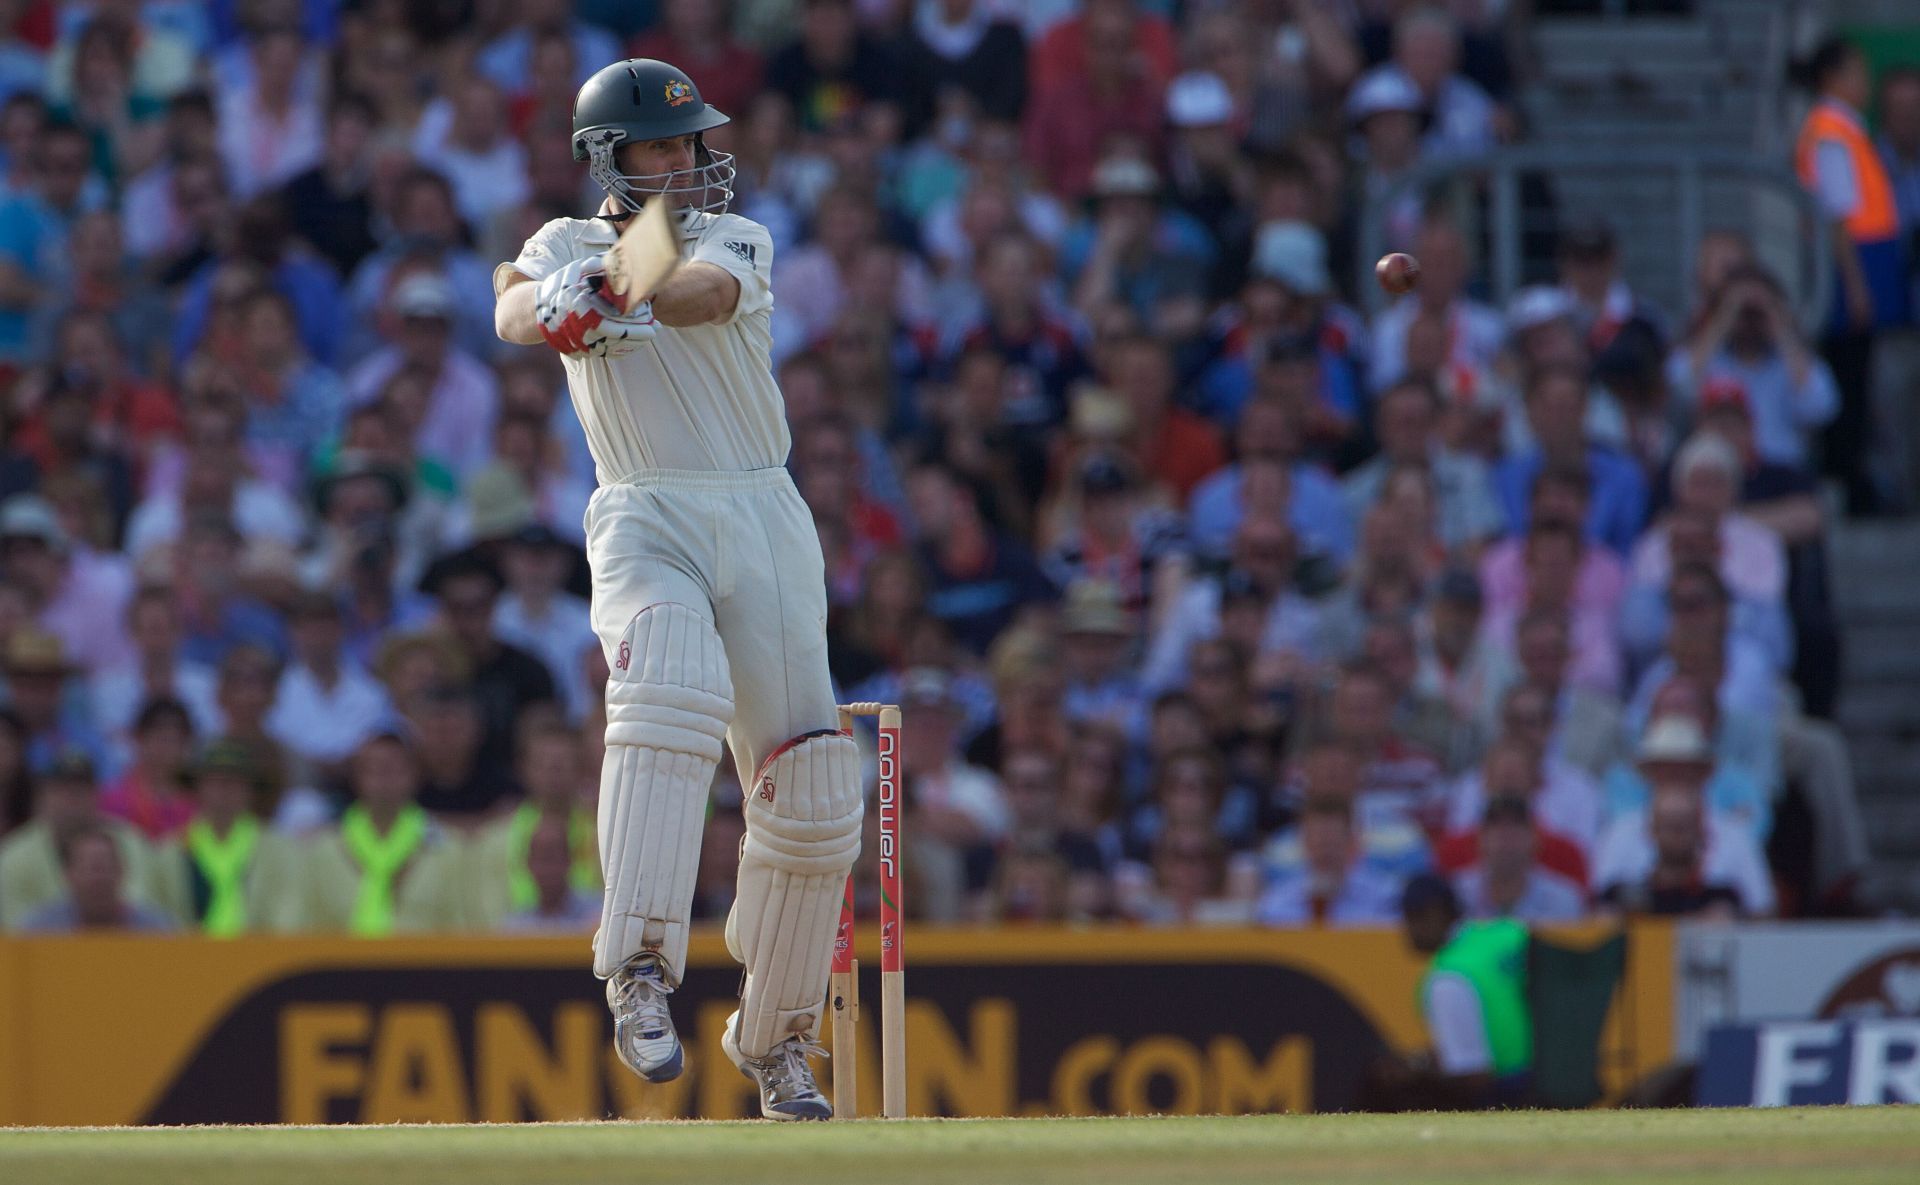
[1355,6,1501,161]
[1665,262,1838,476]
[492,520,597,722]
[1065,154,1214,333]
[295,730,467,934]
[0,749,164,929]
[264,590,393,780]
[1055,577,1149,734]
[346,267,501,479]
[1603,677,1774,840]
[1164,70,1247,231]
[1023,1,1174,199]
[1450,796,1584,923]
[897,664,1014,921]
[1042,452,1186,616]
[2,626,113,776]
[1345,68,1429,253]
[1592,714,1774,917]
[467,717,602,932]
[343,168,498,362]
[231,288,347,493]
[150,740,301,934]
[1,492,135,678]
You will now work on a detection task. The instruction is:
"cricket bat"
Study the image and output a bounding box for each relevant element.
[601,195,681,315]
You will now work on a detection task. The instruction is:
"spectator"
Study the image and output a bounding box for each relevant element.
[15,821,173,932]
[214,25,322,200]
[631,0,765,122]
[1121,820,1254,925]
[1055,578,1147,732]
[1623,436,1791,675]
[1188,396,1353,565]
[1479,467,1628,629]
[1345,70,1430,255]
[0,121,100,365]
[1604,678,1775,844]
[2,627,110,774]
[3,490,136,679]
[476,0,620,94]
[278,93,379,278]
[498,816,599,932]
[1494,364,1648,556]
[0,750,159,928]
[1369,217,1505,394]
[98,697,194,841]
[1066,158,1213,338]
[1666,264,1838,474]
[346,272,501,480]
[1257,796,1403,926]
[898,0,1027,130]
[1023,2,1168,199]
[898,666,1012,922]
[170,513,287,666]
[231,289,347,492]
[1042,452,1186,616]
[1556,218,1664,357]
[1452,796,1586,923]
[264,590,392,781]
[170,196,346,372]
[1343,377,1505,554]
[1503,624,1626,779]
[1594,716,1775,918]
[1479,518,1623,697]
[907,461,1056,655]
[412,76,530,231]
[469,719,599,932]
[151,740,299,934]
[1358,6,1502,160]
[765,0,897,132]
[1415,568,1505,734]
[296,730,466,934]
[937,233,1088,429]
[27,212,173,381]
[0,706,33,832]
[346,169,499,361]
[492,524,596,723]
[1317,660,1444,835]
[1444,717,1601,862]
[1096,333,1226,505]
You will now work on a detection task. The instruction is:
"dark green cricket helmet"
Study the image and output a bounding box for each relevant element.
[572,59,735,217]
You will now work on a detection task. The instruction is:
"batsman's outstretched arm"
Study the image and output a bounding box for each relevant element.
[652,262,740,328]
[495,271,544,345]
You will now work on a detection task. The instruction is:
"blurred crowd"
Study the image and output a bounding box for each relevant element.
[0,0,1890,938]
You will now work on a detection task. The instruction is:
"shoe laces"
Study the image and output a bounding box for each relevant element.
[612,957,673,1038]
[761,1035,828,1098]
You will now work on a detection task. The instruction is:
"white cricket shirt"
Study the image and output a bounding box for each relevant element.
[494,211,788,482]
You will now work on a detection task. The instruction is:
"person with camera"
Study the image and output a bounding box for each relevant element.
[1665,264,1838,475]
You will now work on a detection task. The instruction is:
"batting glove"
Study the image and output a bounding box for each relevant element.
[535,257,658,358]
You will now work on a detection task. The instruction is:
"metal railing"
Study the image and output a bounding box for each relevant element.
[1356,146,1833,332]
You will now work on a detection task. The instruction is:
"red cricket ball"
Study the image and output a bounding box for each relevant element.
[1376,252,1421,296]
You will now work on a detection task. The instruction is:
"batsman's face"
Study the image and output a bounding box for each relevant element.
[622,135,700,201]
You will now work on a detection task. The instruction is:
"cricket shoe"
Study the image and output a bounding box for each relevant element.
[723,1019,833,1121]
[607,954,683,1083]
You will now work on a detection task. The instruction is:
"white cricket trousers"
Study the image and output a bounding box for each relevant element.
[585,467,839,780]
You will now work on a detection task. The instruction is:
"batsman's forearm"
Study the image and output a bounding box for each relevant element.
[652,262,739,327]
[495,277,545,345]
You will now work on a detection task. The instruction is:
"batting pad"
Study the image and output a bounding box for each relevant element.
[593,602,735,982]
[727,729,864,1058]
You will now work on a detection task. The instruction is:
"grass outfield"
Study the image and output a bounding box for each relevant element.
[3,1108,1919,1185]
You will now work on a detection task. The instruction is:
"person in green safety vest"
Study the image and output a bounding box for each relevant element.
[1366,873,1534,1110]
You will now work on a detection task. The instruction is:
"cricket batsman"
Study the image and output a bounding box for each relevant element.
[493,59,860,1120]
